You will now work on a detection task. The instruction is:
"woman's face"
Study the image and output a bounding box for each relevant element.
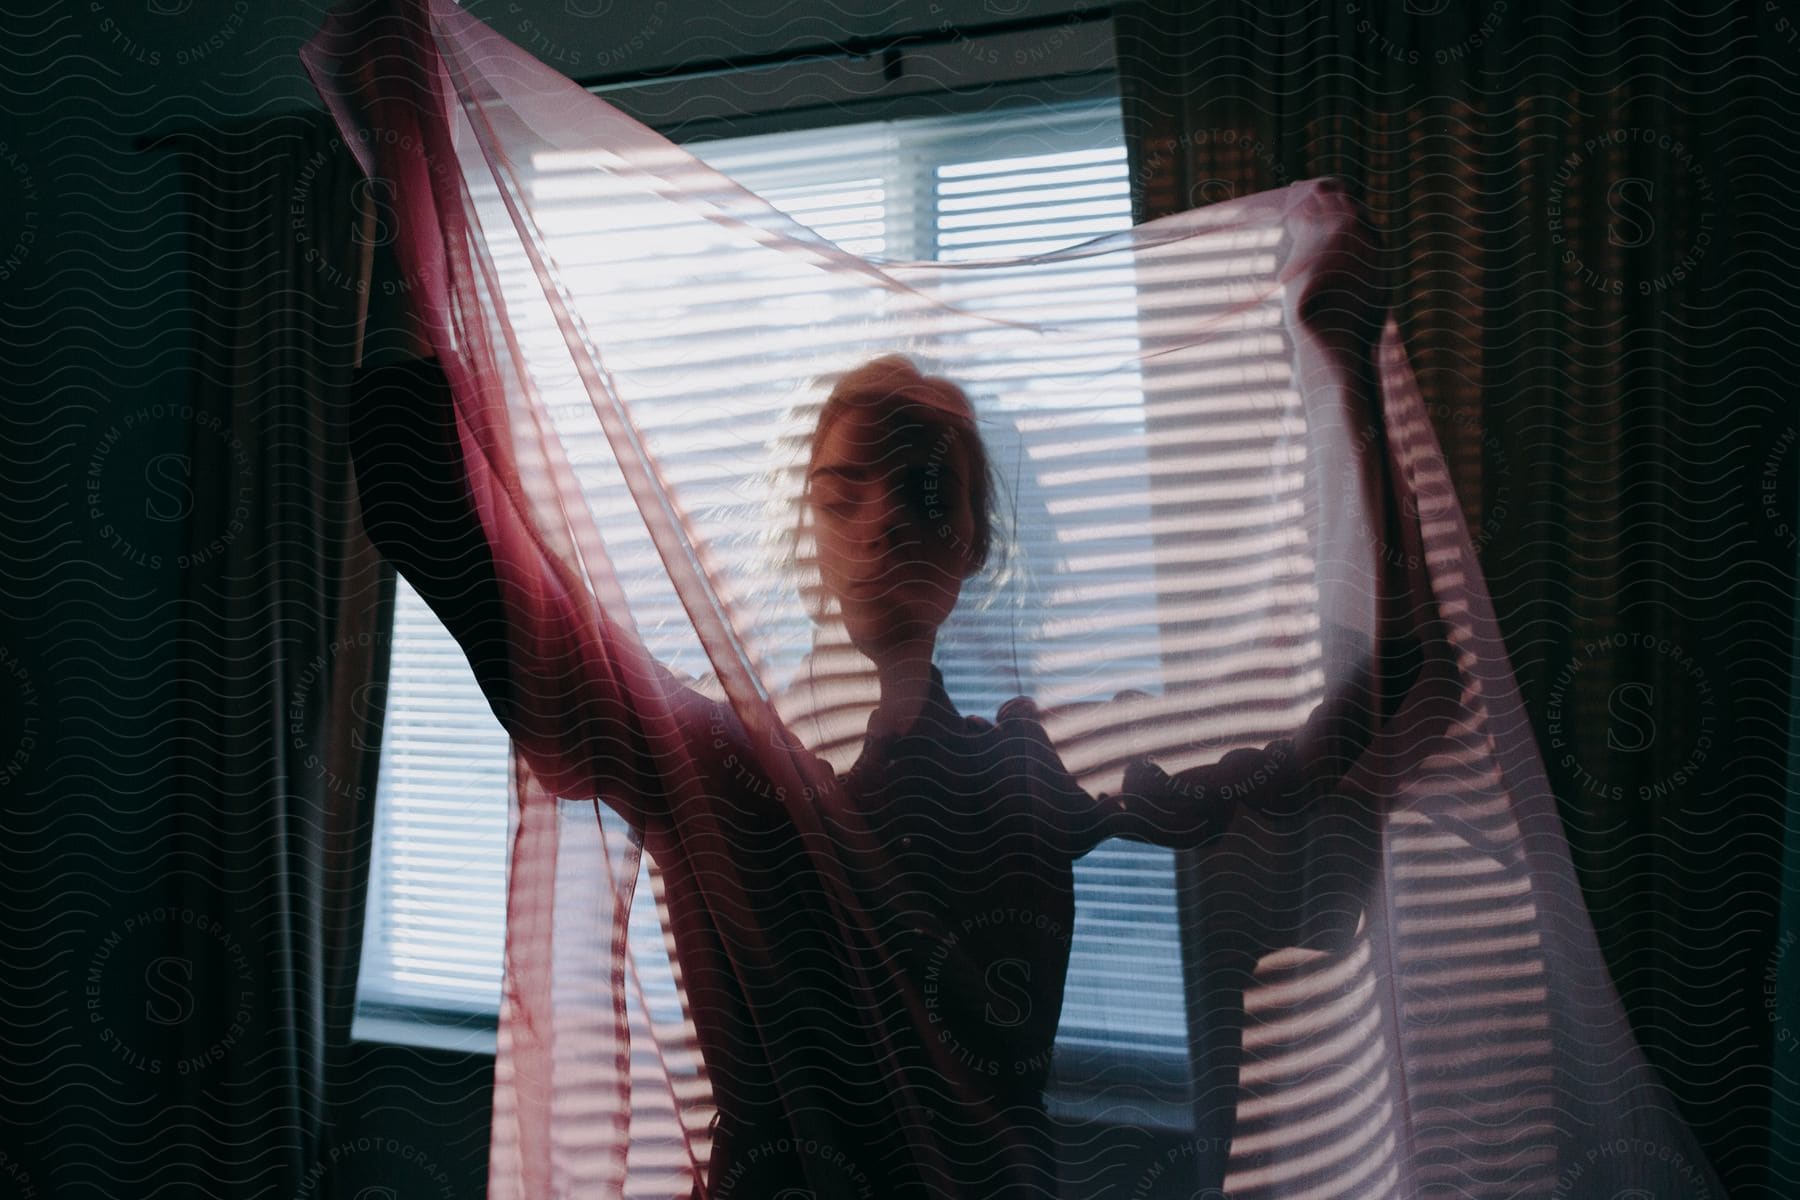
[807,407,978,656]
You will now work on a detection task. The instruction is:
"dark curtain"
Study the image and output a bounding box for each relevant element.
[157,112,394,1197]
[1782,571,1800,1189]
[1116,2,1794,1195]
[1780,506,1800,1187]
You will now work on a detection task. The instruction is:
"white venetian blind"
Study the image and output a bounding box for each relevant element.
[355,99,1289,1094]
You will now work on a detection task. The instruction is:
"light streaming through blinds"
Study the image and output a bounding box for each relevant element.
[355,101,1278,1098]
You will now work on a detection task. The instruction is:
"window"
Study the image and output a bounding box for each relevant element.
[354,95,1257,1117]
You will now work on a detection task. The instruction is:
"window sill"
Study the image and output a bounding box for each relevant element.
[351,1001,498,1056]
[352,1003,1195,1134]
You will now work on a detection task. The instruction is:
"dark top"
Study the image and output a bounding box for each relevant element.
[648,665,1094,1198]
[348,355,1321,1198]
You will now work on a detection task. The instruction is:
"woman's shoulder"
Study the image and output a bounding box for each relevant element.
[995,695,1040,724]
[986,696,1060,762]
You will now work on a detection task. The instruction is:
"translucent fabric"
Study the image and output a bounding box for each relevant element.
[303,1,1726,1196]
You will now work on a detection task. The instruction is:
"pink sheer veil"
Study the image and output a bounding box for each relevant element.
[303,1,1726,1196]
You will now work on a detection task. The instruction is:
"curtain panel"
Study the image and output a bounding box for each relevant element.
[1115,2,1790,1192]
[164,113,395,1198]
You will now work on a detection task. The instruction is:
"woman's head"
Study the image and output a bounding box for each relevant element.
[801,354,996,657]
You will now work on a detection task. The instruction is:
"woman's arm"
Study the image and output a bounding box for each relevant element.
[1006,699,1296,860]
[349,354,714,828]
[1015,634,1423,859]
[1113,632,1425,850]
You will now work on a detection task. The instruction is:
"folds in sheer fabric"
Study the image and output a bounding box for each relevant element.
[305,2,1725,1196]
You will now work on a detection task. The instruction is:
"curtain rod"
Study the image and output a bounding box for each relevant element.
[572,5,1112,91]
[135,5,1112,152]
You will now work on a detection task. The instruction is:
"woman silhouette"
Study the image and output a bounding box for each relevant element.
[348,350,1402,1199]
